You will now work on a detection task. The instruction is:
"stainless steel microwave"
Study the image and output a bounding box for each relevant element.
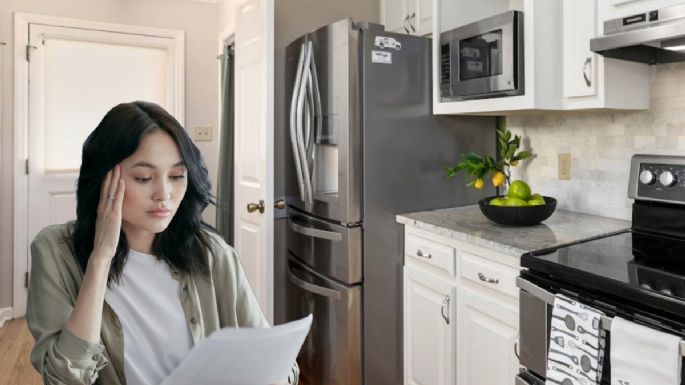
[440,10,524,101]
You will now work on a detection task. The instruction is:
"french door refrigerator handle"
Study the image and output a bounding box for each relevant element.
[288,217,343,242]
[515,276,685,356]
[288,264,342,300]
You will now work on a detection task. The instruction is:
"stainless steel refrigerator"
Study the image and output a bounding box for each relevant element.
[282,18,496,385]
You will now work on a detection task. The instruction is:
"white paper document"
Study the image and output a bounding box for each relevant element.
[161,315,312,385]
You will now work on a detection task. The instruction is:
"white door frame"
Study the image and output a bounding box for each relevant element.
[13,12,185,318]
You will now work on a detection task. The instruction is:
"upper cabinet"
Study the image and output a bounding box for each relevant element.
[381,0,433,36]
[432,0,652,115]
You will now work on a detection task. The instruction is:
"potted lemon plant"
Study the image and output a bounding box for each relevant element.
[444,118,556,225]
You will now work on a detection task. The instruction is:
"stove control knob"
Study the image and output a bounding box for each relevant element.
[659,171,677,187]
[639,170,656,185]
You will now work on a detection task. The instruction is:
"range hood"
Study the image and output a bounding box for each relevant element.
[591,4,685,64]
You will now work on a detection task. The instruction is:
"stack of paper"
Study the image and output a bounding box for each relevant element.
[161,315,313,385]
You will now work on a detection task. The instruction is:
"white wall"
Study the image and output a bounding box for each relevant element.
[508,63,685,221]
[0,0,220,309]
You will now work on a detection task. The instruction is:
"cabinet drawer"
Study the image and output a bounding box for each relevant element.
[405,233,456,277]
[459,251,519,298]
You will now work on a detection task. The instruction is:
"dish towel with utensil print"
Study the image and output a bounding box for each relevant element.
[610,316,681,385]
[546,294,606,385]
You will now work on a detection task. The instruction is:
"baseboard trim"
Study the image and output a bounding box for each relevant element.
[0,307,13,328]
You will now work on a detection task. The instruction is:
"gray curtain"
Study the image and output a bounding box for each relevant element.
[216,45,235,245]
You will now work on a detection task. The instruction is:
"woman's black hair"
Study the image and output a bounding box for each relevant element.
[72,101,216,284]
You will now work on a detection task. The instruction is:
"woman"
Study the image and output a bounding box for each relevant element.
[26,101,298,385]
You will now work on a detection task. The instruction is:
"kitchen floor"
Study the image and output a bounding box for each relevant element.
[0,318,42,385]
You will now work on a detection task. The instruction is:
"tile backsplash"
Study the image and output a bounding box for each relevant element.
[507,62,685,221]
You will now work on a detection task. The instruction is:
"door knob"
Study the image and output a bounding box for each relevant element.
[274,199,286,209]
[247,200,265,213]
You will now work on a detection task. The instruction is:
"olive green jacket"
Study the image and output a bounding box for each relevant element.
[26,222,299,385]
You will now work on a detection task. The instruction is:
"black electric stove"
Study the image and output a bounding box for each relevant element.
[523,155,685,324]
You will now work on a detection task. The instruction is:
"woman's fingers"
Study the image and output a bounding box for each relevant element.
[114,178,125,215]
[107,164,120,205]
[98,169,113,213]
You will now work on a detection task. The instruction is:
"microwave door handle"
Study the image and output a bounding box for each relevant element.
[288,264,342,300]
[288,217,343,242]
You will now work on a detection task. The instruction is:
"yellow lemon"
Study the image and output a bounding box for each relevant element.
[474,178,484,190]
[507,180,532,201]
[492,171,506,187]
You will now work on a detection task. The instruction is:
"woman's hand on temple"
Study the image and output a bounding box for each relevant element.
[91,164,125,263]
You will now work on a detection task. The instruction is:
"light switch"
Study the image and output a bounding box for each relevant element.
[558,153,572,180]
[193,126,213,142]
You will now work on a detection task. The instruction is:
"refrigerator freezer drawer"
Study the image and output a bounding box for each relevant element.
[286,256,362,385]
[286,209,362,284]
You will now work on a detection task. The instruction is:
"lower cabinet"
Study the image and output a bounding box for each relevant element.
[403,226,521,385]
[403,265,456,385]
[456,287,519,385]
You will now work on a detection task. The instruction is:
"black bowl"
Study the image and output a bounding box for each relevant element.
[478,196,557,226]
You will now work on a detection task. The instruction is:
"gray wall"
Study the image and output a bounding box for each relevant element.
[273,0,379,324]
[0,0,220,309]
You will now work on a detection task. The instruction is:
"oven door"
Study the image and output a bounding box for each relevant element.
[286,255,362,385]
[516,274,685,385]
[448,10,524,100]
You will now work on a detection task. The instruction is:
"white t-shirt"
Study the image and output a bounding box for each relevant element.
[105,249,194,385]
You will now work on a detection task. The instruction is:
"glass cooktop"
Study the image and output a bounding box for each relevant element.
[522,229,685,321]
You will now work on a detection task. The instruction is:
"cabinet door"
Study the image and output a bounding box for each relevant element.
[382,0,409,34]
[404,265,456,385]
[412,0,433,36]
[456,287,519,385]
[563,0,597,98]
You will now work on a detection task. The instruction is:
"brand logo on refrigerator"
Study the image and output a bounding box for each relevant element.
[374,36,401,51]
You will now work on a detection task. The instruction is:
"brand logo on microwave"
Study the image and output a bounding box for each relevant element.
[374,36,401,51]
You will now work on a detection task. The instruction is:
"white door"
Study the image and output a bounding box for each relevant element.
[403,265,456,385]
[456,287,519,385]
[233,0,274,322]
[16,14,183,317]
[413,0,433,36]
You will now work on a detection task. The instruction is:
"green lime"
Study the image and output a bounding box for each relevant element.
[489,197,507,206]
[527,197,545,206]
[504,197,527,207]
[507,180,532,201]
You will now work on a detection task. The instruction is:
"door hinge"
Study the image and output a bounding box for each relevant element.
[26,44,36,62]
[25,271,29,288]
[25,158,29,175]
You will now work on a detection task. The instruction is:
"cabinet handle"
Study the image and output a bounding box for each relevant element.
[416,249,432,259]
[514,333,520,359]
[583,56,592,87]
[478,272,499,284]
[403,14,410,34]
[441,295,450,324]
[409,12,416,33]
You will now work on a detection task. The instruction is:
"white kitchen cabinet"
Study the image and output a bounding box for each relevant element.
[381,0,433,36]
[562,0,650,109]
[598,0,685,24]
[456,287,519,385]
[402,226,521,385]
[403,264,456,385]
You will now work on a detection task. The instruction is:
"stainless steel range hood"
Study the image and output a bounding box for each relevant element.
[591,4,685,64]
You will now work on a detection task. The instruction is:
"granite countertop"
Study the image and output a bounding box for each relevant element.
[396,205,631,256]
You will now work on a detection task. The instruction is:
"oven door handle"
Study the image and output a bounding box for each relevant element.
[288,264,342,300]
[288,217,343,242]
[516,276,685,357]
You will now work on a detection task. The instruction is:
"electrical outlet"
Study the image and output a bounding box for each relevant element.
[558,153,572,180]
[193,126,212,142]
